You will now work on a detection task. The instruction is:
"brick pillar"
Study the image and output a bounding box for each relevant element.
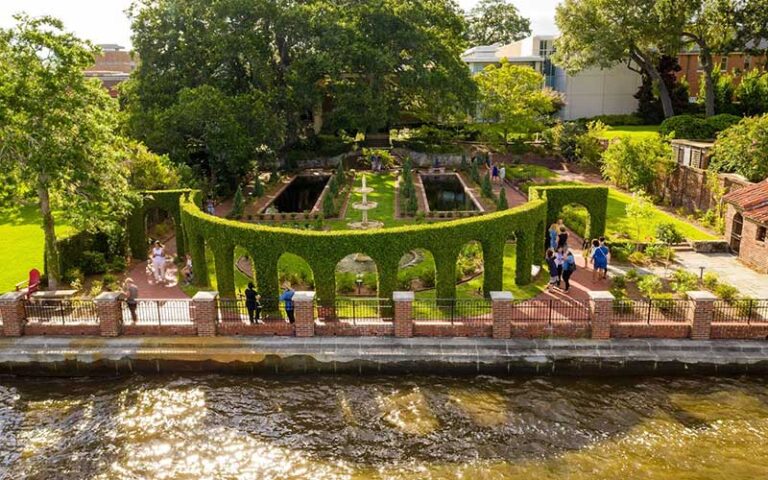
[589,291,615,340]
[393,291,414,338]
[293,291,315,338]
[193,291,219,337]
[0,291,26,337]
[490,291,513,339]
[687,290,717,340]
[95,292,124,337]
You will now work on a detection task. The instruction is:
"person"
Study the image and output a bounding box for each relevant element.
[598,237,610,279]
[491,163,499,183]
[582,238,592,268]
[554,248,565,288]
[591,239,609,281]
[206,198,216,216]
[181,254,193,285]
[280,283,295,324]
[244,282,261,324]
[149,241,166,284]
[499,165,506,184]
[557,226,569,250]
[545,249,559,291]
[548,223,558,250]
[122,278,139,324]
[562,249,576,293]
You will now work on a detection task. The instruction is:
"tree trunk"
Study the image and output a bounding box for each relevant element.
[37,178,59,289]
[700,50,716,117]
[633,50,675,118]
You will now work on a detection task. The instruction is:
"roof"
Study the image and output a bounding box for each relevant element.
[670,139,715,148]
[680,39,768,54]
[723,180,768,223]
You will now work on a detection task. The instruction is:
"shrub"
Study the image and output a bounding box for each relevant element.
[102,273,120,291]
[407,193,418,215]
[601,137,674,193]
[322,192,335,218]
[481,172,494,199]
[107,256,127,273]
[560,204,588,237]
[624,268,639,282]
[709,114,768,182]
[583,114,644,126]
[734,69,768,116]
[714,283,739,302]
[659,115,715,139]
[650,292,676,313]
[314,213,325,230]
[702,271,719,290]
[497,188,508,210]
[336,273,356,294]
[644,243,673,262]
[419,269,436,288]
[670,269,698,293]
[656,223,684,246]
[637,274,663,297]
[253,175,265,197]
[80,251,108,274]
[230,185,245,218]
[361,148,395,168]
[611,274,626,290]
[88,280,104,298]
[736,297,757,317]
[706,113,741,133]
[65,268,84,288]
[470,161,481,184]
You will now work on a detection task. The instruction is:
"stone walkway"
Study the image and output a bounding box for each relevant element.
[124,236,189,299]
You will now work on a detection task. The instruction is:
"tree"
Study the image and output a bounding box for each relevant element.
[466,0,531,46]
[601,137,675,193]
[735,69,768,116]
[230,185,245,218]
[553,0,686,118]
[698,68,736,114]
[120,138,183,190]
[625,190,656,241]
[709,114,768,182]
[481,172,494,199]
[634,56,690,124]
[0,16,137,288]
[497,188,508,210]
[475,61,563,139]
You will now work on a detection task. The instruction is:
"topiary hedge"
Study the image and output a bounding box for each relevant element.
[127,189,193,260]
[530,184,608,241]
[179,185,607,305]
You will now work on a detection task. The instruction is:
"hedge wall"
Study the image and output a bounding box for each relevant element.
[530,185,608,242]
[179,185,608,305]
[127,190,192,260]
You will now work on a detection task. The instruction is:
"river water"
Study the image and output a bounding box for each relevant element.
[0,374,766,479]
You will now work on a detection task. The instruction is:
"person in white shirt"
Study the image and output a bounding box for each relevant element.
[149,240,166,283]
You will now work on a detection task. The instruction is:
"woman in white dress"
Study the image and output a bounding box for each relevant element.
[150,240,166,283]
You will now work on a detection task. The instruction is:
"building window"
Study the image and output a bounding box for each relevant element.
[720,56,728,71]
[757,226,767,242]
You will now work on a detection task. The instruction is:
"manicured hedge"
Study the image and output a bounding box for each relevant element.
[127,189,192,259]
[530,185,608,241]
[178,185,608,305]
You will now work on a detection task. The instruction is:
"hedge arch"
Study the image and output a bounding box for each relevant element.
[127,190,192,260]
[530,185,608,242]
[179,184,607,304]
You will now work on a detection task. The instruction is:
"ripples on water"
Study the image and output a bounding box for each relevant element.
[0,374,767,479]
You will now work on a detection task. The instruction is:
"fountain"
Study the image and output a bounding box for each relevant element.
[347,174,384,230]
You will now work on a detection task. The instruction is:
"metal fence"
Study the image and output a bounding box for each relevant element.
[328,298,393,324]
[713,299,768,325]
[122,299,194,325]
[217,297,285,323]
[611,298,690,324]
[412,299,492,325]
[511,299,590,324]
[24,299,99,325]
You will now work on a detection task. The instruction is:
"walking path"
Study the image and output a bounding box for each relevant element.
[124,236,189,299]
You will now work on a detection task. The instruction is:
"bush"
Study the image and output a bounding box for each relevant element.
[361,148,395,169]
[706,113,741,133]
[709,114,768,182]
[470,161,481,184]
[650,292,676,313]
[336,273,357,294]
[322,192,335,218]
[253,175,265,197]
[107,256,127,273]
[734,69,768,116]
[497,189,508,210]
[736,297,757,317]
[628,251,650,266]
[65,268,84,289]
[419,269,436,288]
[581,114,645,126]
[624,268,639,282]
[80,251,108,274]
[637,274,663,297]
[702,271,719,290]
[314,213,325,230]
[230,185,245,218]
[560,204,588,237]
[611,274,626,290]
[656,223,684,245]
[644,243,673,262]
[481,172,494,199]
[659,115,715,139]
[714,283,739,302]
[601,136,674,192]
[670,269,698,293]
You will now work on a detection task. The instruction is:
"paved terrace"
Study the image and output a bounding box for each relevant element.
[0,336,767,376]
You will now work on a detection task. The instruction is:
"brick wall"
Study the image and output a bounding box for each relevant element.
[736,217,768,273]
[315,322,394,336]
[218,321,295,336]
[293,292,315,337]
[412,322,492,337]
[193,292,218,337]
[510,322,590,338]
[711,324,768,339]
[666,166,751,214]
[393,292,414,338]
[122,325,198,336]
[611,323,691,338]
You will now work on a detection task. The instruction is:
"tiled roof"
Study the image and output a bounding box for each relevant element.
[724,180,768,223]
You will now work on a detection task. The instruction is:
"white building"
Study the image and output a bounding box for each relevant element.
[461,35,642,121]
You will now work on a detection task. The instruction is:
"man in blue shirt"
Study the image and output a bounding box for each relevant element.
[279,284,295,324]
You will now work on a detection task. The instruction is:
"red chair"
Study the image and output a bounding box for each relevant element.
[26,269,41,298]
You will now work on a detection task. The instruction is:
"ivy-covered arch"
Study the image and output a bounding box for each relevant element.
[179,184,608,304]
[530,185,608,242]
[127,189,192,260]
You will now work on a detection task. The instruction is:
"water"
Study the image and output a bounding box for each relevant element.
[269,175,330,213]
[422,174,477,212]
[1,374,767,479]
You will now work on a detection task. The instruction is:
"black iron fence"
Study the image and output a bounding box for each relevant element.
[122,299,194,325]
[24,299,99,325]
[412,298,492,325]
[713,299,768,325]
[327,298,393,324]
[217,297,284,323]
[511,299,590,324]
[611,298,690,324]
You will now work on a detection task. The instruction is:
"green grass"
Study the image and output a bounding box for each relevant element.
[0,205,75,291]
[504,163,557,182]
[599,125,660,140]
[326,171,414,229]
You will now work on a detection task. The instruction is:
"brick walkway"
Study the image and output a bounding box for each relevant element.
[124,236,190,299]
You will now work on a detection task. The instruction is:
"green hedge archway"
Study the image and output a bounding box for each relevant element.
[127,190,192,260]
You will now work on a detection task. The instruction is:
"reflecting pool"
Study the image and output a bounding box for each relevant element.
[421,174,478,212]
[1,374,767,479]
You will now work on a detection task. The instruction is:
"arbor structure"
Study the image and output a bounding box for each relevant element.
[0,16,136,287]
[466,0,531,46]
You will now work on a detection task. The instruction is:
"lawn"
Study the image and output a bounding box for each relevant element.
[0,205,75,291]
[326,171,414,229]
[599,125,660,140]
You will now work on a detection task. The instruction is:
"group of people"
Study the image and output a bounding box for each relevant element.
[243,282,296,325]
[370,154,385,172]
[544,220,611,293]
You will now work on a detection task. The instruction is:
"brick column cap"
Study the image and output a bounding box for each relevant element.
[0,291,26,303]
[686,290,718,301]
[192,291,219,302]
[490,291,513,301]
[588,291,615,301]
[293,291,315,302]
[393,291,414,302]
[94,292,124,303]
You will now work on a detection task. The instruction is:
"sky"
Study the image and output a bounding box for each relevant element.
[0,0,559,50]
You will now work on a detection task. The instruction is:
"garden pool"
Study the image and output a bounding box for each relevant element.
[421,173,479,212]
[1,374,767,479]
[267,174,330,213]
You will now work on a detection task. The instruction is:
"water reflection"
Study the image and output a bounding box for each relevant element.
[0,375,766,479]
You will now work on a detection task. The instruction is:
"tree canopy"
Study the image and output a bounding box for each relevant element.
[466,0,531,46]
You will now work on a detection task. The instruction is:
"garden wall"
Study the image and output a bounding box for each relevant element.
[663,165,751,213]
